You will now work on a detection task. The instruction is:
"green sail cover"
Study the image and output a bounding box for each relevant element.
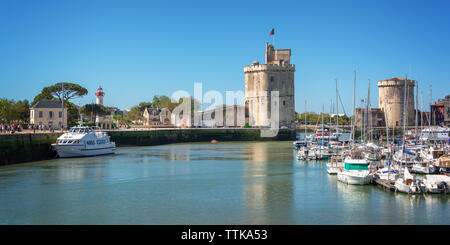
[344,162,369,170]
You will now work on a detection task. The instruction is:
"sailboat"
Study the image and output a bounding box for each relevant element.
[326,155,344,175]
[394,167,422,194]
[337,71,373,185]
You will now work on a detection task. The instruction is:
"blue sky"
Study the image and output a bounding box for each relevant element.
[0,0,449,114]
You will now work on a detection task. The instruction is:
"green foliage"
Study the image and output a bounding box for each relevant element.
[125,95,202,123]
[295,112,351,125]
[0,98,30,122]
[32,82,87,125]
[44,82,88,102]
[80,103,110,122]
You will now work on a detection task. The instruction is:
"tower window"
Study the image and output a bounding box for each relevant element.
[270,76,274,82]
[283,101,286,106]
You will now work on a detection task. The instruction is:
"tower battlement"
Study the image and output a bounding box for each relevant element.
[378,78,415,88]
[244,63,295,73]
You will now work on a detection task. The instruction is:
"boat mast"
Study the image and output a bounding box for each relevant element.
[368,79,371,143]
[322,104,324,147]
[351,70,356,148]
[415,80,418,142]
[336,79,338,134]
[329,99,332,145]
[304,100,307,140]
[421,90,424,135]
[402,75,408,167]
[383,90,389,147]
[361,98,365,144]
[429,84,432,127]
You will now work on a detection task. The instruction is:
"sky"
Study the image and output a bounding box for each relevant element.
[0,0,449,114]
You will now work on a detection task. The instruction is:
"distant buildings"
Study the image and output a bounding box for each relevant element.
[431,95,450,126]
[30,100,67,129]
[143,108,171,126]
[192,105,245,128]
[354,108,386,128]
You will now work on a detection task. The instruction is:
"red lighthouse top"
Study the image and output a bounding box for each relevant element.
[95,85,104,97]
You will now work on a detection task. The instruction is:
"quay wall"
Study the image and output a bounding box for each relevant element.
[0,128,296,166]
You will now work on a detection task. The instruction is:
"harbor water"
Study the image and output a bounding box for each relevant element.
[0,141,448,225]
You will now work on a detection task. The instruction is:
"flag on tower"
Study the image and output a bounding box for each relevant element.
[269,28,274,37]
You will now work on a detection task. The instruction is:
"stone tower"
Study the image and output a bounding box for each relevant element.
[378,78,415,127]
[244,43,295,129]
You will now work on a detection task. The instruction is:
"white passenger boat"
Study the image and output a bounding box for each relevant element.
[337,152,373,185]
[52,126,116,158]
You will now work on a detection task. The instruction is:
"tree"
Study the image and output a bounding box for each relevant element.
[80,103,110,122]
[32,82,88,125]
[12,99,30,122]
[0,98,14,121]
[0,98,30,122]
[44,82,88,103]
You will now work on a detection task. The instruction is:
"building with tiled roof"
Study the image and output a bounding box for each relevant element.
[30,100,68,129]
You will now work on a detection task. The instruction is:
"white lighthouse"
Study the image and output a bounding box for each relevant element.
[96,85,104,105]
[95,85,104,124]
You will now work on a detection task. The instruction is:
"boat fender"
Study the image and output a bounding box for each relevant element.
[438,181,447,190]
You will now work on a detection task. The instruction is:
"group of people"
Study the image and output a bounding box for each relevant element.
[30,124,61,133]
[0,123,23,134]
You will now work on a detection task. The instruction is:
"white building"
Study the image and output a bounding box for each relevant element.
[30,100,68,129]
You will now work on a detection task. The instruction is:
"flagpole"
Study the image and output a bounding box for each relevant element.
[273,33,275,47]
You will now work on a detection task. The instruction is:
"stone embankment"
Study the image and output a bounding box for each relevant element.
[0,128,296,166]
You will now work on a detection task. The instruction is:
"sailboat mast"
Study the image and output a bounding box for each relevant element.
[415,80,418,141]
[402,75,408,167]
[368,79,371,142]
[383,90,389,147]
[304,100,307,139]
[351,70,356,147]
[429,84,432,127]
[336,79,338,133]
[322,104,324,146]
[421,90,424,132]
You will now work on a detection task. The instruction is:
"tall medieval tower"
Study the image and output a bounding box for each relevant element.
[244,43,295,129]
[378,78,415,127]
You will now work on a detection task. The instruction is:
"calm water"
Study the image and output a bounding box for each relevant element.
[0,141,448,225]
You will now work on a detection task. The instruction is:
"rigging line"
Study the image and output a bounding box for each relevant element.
[337,92,347,116]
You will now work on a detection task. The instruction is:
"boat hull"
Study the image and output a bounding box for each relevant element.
[326,166,338,175]
[52,144,116,158]
[337,171,372,185]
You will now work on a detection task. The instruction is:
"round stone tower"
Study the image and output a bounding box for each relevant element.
[378,78,415,128]
[244,43,295,129]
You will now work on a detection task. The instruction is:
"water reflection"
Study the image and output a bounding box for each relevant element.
[242,142,295,224]
[0,141,448,224]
